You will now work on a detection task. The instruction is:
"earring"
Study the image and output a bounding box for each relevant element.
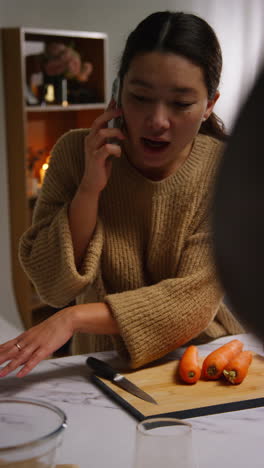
[202,117,207,122]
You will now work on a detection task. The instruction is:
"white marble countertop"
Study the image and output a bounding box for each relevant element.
[0,333,263,468]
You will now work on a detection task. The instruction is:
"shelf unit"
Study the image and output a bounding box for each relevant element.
[2,27,108,328]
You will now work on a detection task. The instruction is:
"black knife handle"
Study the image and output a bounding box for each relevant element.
[86,357,116,380]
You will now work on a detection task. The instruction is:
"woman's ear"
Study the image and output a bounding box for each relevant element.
[203,91,220,121]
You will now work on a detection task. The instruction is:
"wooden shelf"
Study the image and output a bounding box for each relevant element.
[2,27,108,328]
[26,102,105,112]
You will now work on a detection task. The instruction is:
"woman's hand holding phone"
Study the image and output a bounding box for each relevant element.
[81,104,124,195]
[69,96,124,267]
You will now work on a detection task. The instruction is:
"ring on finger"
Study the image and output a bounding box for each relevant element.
[15,343,22,351]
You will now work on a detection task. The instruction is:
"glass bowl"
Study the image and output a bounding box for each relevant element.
[0,397,67,467]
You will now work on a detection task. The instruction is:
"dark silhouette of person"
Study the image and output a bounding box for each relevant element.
[213,66,263,339]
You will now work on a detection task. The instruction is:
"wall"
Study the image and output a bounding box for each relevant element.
[0,0,263,340]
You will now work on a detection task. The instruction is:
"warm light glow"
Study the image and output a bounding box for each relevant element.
[40,161,49,185]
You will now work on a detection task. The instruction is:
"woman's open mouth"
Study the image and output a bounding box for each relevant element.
[141,137,170,152]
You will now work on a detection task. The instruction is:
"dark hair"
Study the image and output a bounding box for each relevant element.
[118,11,227,141]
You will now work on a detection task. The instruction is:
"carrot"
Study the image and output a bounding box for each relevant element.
[223,350,253,384]
[202,339,244,380]
[178,345,201,384]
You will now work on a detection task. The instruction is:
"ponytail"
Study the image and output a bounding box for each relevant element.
[200,112,228,142]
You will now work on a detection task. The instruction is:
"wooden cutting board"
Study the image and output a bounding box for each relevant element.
[92,353,264,421]
[56,465,79,467]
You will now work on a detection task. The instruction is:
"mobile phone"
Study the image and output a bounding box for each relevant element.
[108,77,123,130]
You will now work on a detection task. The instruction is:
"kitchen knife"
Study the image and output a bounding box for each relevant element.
[86,356,158,405]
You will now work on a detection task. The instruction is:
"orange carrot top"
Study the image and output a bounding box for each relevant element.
[223,350,253,384]
[178,345,201,384]
[202,339,243,380]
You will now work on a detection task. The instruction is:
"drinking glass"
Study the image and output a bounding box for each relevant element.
[0,398,67,467]
[133,417,195,468]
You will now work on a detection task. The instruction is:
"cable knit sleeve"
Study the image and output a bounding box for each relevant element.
[19,129,104,308]
[105,219,224,369]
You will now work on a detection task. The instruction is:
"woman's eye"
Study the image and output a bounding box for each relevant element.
[131,93,150,102]
[173,101,193,109]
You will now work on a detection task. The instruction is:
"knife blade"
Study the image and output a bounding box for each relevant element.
[86,356,158,405]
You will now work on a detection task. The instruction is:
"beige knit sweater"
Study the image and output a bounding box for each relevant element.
[19,129,244,368]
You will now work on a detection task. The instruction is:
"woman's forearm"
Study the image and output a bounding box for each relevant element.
[68,185,100,268]
[68,111,123,269]
[71,302,120,335]
[0,302,119,378]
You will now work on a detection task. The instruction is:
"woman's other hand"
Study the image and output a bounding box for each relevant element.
[0,303,118,378]
[0,308,75,378]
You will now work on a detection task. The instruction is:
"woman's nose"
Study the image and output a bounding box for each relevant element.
[145,103,170,131]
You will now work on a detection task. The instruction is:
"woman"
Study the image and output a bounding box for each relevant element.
[0,11,243,378]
